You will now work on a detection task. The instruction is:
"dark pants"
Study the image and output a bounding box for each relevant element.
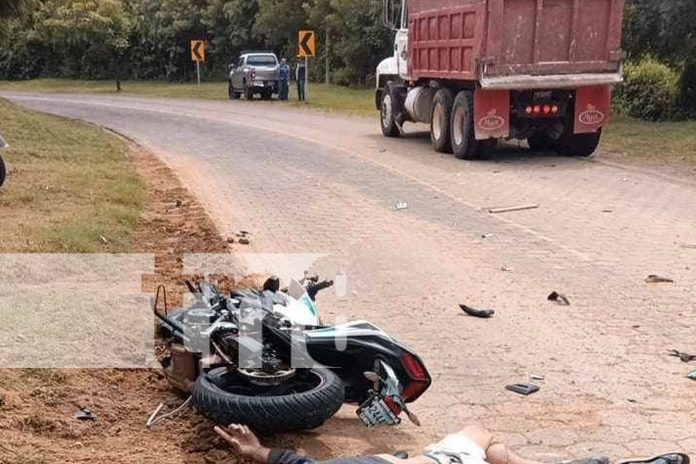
[297,79,306,101]
[279,79,289,101]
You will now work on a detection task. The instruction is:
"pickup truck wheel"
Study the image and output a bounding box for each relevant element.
[0,155,5,187]
[380,85,402,137]
[528,132,555,151]
[431,88,454,153]
[228,84,240,100]
[261,90,272,100]
[451,90,481,159]
[245,87,254,101]
[555,129,602,157]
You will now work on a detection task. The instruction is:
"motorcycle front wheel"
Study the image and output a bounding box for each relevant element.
[192,367,344,432]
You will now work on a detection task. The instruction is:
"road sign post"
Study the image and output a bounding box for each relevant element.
[190,40,206,86]
[298,31,316,103]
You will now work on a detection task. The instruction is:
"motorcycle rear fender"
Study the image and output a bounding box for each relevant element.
[304,321,431,403]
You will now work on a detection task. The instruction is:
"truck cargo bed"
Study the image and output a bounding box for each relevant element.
[409,0,624,86]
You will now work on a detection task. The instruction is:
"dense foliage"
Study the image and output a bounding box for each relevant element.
[0,0,694,119]
[0,0,392,85]
[615,57,679,121]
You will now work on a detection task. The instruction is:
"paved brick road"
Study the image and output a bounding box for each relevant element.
[5,93,696,460]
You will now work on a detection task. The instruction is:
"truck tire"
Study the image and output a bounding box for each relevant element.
[527,132,555,152]
[431,88,454,153]
[193,367,345,433]
[245,86,254,101]
[0,155,5,187]
[380,85,402,138]
[555,129,602,157]
[450,91,481,159]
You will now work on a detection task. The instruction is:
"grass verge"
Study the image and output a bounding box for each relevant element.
[0,97,144,253]
[1,79,695,163]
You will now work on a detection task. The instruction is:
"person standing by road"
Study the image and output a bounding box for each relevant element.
[278,58,290,101]
[295,57,306,102]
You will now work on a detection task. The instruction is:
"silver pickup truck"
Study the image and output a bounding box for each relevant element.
[228,52,280,101]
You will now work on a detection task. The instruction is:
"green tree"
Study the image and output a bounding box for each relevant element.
[36,0,132,89]
[254,0,307,51]
[203,0,262,77]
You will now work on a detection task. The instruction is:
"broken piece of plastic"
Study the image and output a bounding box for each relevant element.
[669,350,696,363]
[505,383,540,396]
[459,304,495,319]
[645,275,674,284]
[548,291,570,306]
[75,408,96,421]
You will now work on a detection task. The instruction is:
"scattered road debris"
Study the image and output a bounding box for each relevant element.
[645,275,674,284]
[602,209,613,213]
[146,396,192,428]
[529,374,545,382]
[501,265,512,272]
[548,291,570,306]
[99,235,109,245]
[505,383,540,396]
[235,230,251,245]
[680,244,696,249]
[394,202,409,211]
[688,370,696,381]
[227,237,235,244]
[627,398,638,403]
[459,304,495,319]
[484,204,539,214]
[378,148,387,153]
[481,233,495,239]
[75,408,96,421]
[669,350,696,363]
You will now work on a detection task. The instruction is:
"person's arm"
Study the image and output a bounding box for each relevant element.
[268,448,317,464]
[215,425,317,464]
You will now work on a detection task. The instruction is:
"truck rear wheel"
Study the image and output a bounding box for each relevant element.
[450,90,481,159]
[431,88,454,153]
[380,85,402,138]
[555,129,602,157]
[245,86,254,101]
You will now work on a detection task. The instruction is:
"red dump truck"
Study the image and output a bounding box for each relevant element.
[376,0,625,159]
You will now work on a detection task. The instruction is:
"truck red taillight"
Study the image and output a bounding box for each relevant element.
[400,352,430,401]
[525,104,559,116]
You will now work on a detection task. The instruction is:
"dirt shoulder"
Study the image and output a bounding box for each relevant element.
[0,102,236,463]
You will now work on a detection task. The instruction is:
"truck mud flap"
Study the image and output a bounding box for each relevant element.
[473,89,510,140]
[574,86,611,134]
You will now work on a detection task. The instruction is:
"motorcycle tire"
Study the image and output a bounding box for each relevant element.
[193,367,345,432]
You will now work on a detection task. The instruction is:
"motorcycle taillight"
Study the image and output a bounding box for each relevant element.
[401,381,429,401]
[400,352,430,401]
[401,352,427,381]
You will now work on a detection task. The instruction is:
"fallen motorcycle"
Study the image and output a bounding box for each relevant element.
[155,276,431,432]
